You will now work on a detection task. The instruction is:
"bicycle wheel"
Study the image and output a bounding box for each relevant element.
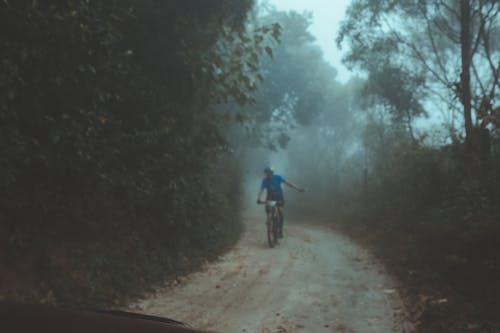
[266,215,274,248]
[277,209,283,238]
[272,213,279,245]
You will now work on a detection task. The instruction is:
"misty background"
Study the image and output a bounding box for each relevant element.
[1,1,499,331]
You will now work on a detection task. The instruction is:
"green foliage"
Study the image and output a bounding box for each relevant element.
[0,0,264,306]
[0,0,255,222]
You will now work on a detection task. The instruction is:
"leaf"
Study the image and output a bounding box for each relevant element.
[265,46,273,59]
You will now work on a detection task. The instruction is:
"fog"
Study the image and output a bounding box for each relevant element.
[239,0,500,220]
[1,1,500,331]
[237,2,365,220]
[236,3,500,329]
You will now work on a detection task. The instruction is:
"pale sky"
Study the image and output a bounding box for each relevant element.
[267,0,353,83]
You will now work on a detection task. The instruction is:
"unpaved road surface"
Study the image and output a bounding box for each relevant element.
[128,218,406,332]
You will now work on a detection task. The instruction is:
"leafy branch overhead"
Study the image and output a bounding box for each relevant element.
[209,22,282,106]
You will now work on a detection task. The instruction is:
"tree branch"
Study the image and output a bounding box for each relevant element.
[481,13,500,91]
[438,0,461,21]
[472,61,488,99]
[420,4,453,84]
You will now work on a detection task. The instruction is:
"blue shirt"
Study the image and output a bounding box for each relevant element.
[261,174,286,199]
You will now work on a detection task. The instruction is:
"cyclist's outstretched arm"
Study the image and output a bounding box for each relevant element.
[284,180,305,192]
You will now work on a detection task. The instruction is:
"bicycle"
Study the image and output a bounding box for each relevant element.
[258,200,282,248]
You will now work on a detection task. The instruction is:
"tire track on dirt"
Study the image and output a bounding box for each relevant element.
[127,219,409,332]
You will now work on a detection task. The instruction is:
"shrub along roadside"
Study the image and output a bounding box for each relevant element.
[0,154,244,308]
[331,141,500,332]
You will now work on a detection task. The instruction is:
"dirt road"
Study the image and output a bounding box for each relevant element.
[128,218,407,333]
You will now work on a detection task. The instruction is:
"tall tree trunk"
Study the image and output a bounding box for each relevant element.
[460,0,473,144]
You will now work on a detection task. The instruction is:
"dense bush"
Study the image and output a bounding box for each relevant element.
[0,0,261,306]
[329,123,500,331]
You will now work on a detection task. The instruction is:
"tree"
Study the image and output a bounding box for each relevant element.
[1,0,296,305]
[238,9,337,150]
[338,0,500,144]
[0,0,270,243]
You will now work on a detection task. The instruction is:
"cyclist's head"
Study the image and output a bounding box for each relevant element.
[264,166,274,177]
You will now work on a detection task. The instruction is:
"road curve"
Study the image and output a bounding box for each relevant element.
[127,217,406,333]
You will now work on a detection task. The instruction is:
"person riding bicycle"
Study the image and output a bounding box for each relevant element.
[256,167,304,238]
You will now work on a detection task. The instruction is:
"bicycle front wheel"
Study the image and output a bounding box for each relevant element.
[272,214,279,245]
[267,218,274,248]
